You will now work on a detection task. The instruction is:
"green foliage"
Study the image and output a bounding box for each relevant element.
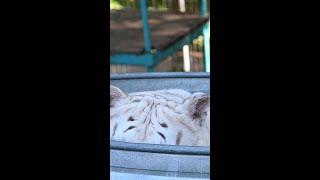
[111,0,123,10]
[193,36,204,47]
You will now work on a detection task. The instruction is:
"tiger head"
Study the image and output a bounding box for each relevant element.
[110,85,210,146]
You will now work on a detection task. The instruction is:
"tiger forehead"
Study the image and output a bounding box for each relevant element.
[111,95,183,116]
[128,94,181,107]
[111,90,191,117]
[129,90,190,104]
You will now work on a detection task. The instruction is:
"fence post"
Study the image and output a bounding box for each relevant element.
[179,0,191,72]
[201,0,210,72]
[140,0,152,53]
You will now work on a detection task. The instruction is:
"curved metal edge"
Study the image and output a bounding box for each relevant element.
[110,72,210,80]
[110,140,210,156]
[111,166,210,179]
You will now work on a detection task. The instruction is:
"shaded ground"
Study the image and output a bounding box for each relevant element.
[110,9,208,54]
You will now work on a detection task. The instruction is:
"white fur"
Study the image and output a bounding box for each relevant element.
[110,88,210,146]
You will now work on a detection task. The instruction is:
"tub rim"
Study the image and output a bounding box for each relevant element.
[110,72,210,80]
[111,140,210,155]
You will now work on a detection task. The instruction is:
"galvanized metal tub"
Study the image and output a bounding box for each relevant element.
[110,72,211,180]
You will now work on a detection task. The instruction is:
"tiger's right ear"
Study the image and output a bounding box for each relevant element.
[110,85,127,107]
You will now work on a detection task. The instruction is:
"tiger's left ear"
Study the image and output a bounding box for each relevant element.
[110,85,127,107]
[184,93,210,125]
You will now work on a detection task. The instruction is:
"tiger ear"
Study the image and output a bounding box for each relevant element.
[110,85,127,107]
[184,93,210,125]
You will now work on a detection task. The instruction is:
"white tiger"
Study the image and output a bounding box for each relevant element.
[110,85,210,146]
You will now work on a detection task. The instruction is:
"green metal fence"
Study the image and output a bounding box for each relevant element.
[110,0,210,73]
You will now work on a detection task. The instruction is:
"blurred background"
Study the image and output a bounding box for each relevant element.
[110,0,210,73]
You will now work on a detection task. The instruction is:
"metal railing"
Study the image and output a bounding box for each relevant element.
[110,0,210,73]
